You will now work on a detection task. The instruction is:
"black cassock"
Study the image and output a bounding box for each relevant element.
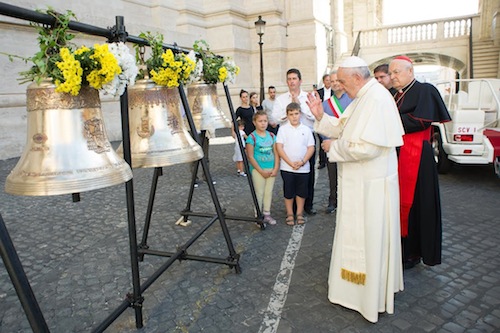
[395,80,451,266]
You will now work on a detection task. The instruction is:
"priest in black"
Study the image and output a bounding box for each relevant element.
[389,55,451,269]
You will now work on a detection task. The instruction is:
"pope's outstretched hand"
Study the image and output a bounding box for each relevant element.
[306,91,324,121]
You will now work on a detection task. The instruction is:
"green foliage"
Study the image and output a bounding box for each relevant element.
[135,31,165,79]
[193,39,224,84]
[19,8,76,84]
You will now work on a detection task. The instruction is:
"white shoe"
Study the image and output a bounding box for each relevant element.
[239,172,247,177]
[263,214,276,225]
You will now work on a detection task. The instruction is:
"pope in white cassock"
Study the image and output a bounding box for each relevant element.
[306,56,405,323]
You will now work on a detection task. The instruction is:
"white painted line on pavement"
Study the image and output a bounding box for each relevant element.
[258,224,305,333]
[209,136,235,145]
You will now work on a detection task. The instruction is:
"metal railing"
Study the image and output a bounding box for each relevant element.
[357,15,474,48]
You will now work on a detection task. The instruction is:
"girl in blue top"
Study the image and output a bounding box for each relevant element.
[246,110,280,225]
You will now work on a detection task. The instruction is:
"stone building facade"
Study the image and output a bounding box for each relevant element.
[0,0,496,159]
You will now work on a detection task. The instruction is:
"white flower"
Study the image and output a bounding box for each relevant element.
[102,42,138,97]
[223,59,239,84]
[186,50,203,84]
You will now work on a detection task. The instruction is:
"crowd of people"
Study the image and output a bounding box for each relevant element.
[227,55,450,324]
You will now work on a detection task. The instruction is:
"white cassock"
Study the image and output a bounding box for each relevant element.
[314,78,405,323]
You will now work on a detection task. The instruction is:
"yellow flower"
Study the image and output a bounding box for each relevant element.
[218,67,227,82]
[74,46,90,55]
[55,47,83,96]
[86,44,121,90]
[150,49,195,87]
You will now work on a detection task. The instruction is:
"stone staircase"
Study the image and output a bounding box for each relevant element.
[472,39,500,78]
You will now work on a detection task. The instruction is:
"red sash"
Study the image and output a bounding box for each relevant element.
[398,127,431,237]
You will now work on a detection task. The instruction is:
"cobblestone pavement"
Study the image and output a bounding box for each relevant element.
[0,129,499,333]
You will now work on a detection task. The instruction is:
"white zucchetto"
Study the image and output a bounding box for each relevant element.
[340,56,368,68]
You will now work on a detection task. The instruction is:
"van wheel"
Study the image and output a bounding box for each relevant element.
[431,128,452,174]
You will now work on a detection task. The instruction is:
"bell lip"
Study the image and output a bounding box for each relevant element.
[4,165,133,197]
[116,140,204,169]
[129,148,204,168]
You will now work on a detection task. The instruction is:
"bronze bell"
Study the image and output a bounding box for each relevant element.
[187,82,232,132]
[5,81,133,196]
[117,80,204,168]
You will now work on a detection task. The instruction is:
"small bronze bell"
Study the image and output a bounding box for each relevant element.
[5,81,133,196]
[117,80,204,168]
[187,82,232,132]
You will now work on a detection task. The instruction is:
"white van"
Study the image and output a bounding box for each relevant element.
[433,79,500,177]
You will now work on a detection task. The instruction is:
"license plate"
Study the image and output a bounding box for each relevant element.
[456,126,477,133]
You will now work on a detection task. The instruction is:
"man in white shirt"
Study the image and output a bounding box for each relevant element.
[272,68,317,215]
[261,85,278,134]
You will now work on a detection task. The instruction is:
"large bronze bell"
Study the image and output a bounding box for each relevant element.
[5,81,133,196]
[118,80,203,168]
[187,82,232,132]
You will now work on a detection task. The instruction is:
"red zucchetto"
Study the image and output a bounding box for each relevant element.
[394,55,413,63]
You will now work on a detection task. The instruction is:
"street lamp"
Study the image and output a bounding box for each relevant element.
[255,15,266,104]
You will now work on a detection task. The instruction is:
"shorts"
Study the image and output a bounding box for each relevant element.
[280,170,309,199]
[233,143,244,162]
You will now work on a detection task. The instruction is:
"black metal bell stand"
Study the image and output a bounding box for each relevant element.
[136,82,242,272]
[178,83,266,229]
[137,74,269,264]
[0,213,50,332]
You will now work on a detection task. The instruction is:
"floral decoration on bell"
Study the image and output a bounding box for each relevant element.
[193,39,240,84]
[135,32,202,87]
[3,8,137,97]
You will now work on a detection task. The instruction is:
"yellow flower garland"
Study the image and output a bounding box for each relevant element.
[87,44,121,90]
[55,48,83,96]
[54,44,122,95]
[150,49,196,87]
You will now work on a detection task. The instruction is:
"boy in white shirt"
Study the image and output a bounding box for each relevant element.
[276,102,315,226]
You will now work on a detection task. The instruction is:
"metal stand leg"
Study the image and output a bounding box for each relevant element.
[223,83,265,229]
[181,84,265,229]
[114,17,143,330]
[182,133,205,215]
[178,84,241,272]
[0,213,50,333]
[138,167,163,260]
[134,84,241,279]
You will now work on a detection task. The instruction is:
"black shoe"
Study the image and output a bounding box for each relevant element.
[325,205,336,214]
[304,208,317,215]
[317,163,326,170]
[403,258,421,270]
